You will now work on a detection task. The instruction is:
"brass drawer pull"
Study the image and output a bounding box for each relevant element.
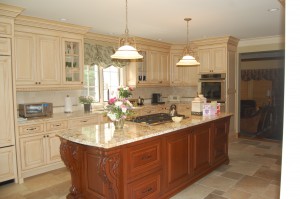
[141,155,152,160]
[142,187,153,194]
[27,127,37,131]
[55,124,61,127]
[81,120,87,123]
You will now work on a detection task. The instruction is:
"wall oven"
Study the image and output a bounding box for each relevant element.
[198,73,226,102]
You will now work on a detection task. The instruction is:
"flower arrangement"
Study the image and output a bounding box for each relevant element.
[106,97,133,121]
[78,96,94,104]
[118,86,133,99]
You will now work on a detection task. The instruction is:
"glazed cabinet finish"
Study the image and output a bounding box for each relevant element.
[0,56,14,147]
[16,114,99,182]
[198,47,226,73]
[60,116,230,199]
[14,32,61,86]
[126,49,170,87]
[170,52,198,86]
[0,147,16,182]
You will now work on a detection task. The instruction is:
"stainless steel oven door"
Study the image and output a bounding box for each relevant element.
[198,79,226,102]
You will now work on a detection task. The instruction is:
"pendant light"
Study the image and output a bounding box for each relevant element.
[176,18,200,67]
[111,0,143,60]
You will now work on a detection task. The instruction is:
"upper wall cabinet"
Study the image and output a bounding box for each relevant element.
[14,15,89,91]
[198,47,226,73]
[62,38,83,85]
[126,41,170,87]
[194,36,239,74]
[170,51,198,87]
[15,32,61,87]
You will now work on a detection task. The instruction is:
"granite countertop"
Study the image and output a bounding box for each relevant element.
[57,113,232,149]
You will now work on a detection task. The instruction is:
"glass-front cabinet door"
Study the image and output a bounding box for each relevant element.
[62,38,83,85]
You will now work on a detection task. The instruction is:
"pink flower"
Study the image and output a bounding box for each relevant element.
[108,97,117,105]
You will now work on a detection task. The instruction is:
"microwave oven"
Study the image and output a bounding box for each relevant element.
[198,73,226,102]
[19,102,53,118]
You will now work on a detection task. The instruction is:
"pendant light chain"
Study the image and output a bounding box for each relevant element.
[186,19,189,52]
[110,0,143,59]
[176,17,200,66]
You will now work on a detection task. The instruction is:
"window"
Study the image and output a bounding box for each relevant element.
[83,65,100,102]
[83,65,123,103]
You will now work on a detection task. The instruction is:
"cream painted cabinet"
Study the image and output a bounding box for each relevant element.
[62,38,83,85]
[19,133,61,171]
[146,51,169,86]
[17,114,99,182]
[198,47,226,73]
[15,32,61,87]
[19,135,46,170]
[127,49,170,87]
[0,147,16,182]
[170,53,198,86]
[0,56,15,147]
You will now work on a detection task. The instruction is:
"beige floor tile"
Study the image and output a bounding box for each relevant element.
[198,175,237,192]
[221,171,244,180]
[234,175,271,194]
[227,160,262,176]
[204,193,228,199]
[253,167,281,181]
[262,184,280,199]
[223,188,252,199]
[170,183,214,199]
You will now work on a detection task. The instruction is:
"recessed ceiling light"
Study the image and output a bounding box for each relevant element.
[60,18,67,21]
[268,8,279,12]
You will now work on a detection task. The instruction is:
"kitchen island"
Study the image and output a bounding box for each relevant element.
[58,113,231,199]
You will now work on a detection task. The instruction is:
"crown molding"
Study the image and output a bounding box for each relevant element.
[15,15,90,35]
[193,36,240,47]
[238,35,285,47]
[0,3,24,18]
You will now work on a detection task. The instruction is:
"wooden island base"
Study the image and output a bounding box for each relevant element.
[59,116,230,199]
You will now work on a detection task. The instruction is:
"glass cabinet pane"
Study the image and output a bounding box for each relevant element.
[63,39,82,84]
[138,51,147,82]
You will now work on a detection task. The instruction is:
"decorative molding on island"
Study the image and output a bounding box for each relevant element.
[58,113,231,199]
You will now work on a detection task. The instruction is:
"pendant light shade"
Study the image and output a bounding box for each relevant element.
[111,0,143,60]
[176,18,200,67]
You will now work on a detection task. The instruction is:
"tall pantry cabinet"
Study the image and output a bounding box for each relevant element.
[0,4,23,183]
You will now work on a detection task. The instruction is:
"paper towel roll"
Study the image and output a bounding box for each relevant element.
[64,95,73,113]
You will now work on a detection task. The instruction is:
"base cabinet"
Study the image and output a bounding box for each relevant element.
[165,129,191,191]
[0,147,17,182]
[59,116,230,199]
[17,114,99,182]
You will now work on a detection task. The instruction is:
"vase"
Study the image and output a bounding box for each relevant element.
[113,118,125,129]
[84,104,91,112]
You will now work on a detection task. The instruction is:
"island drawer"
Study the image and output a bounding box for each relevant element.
[46,120,68,132]
[127,172,161,199]
[19,123,44,136]
[68,116,98,128]
[126,139,162,179]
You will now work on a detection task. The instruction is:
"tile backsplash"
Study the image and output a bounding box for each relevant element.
[16,90,83,113]
[16,86,197,113]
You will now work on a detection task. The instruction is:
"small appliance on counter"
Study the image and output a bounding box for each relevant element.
[191,94,207,116]
[19,102,53,118]
[151,93,165,104]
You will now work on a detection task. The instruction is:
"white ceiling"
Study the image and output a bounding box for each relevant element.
[1,0,285,44]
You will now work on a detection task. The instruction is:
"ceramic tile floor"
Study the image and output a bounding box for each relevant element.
[0,136,282,199]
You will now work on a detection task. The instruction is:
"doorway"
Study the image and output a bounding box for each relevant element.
[238,50,284,140]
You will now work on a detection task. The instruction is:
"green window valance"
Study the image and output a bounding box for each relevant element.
[84,43,128,68]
